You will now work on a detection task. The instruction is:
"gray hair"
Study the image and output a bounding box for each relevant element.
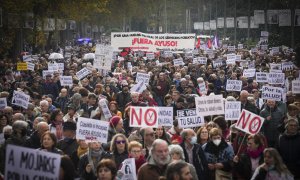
[35,117,45,123]
[3,125,12,133]
[12,113,25,121]
[226,96,236,101]
[151,139,168,153]
[285,118,299,129]
[12,120,28,135]
[40,100,49,106]
[169,144,185,160]
[71,93,82,101]
[37,122,49,131]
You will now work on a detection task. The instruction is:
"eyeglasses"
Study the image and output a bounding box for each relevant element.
[115,140,126,144]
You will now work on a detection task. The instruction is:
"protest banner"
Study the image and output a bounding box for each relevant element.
[243,69,256,77]
[118,158,137,180]
[226,80,242,91]
[76,117,109,143]
[292,80,300,94]
[256,72,268,83]
[236,109,265,135]
[12,90,30,109]
[225,101,241,120]
[173,58,184,66]
[146,52,155,60]
[27,62,35,71]
[99,99,112,120]
[158,107,173,126]
[267,73,285,85]
[195,95,224,117]
[261,86,283,101]
[130,81,147,94]
[226,54,236,65]
[130,106,158,128]
[198,82,207,95]
[17,62,27,71]
[22,55,32,62]
[60,76,73,87]
[177,109,204,128]
[76,67,91,80]
[254,10,265,24]
[0,97,7,109]
[136,72,150,85]
[111,32,195,52]
[5,145,61,180]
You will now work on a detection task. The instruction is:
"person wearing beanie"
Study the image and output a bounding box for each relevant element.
[57,121,78,157]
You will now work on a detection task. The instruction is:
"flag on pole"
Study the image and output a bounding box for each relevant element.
[213,35,219,49]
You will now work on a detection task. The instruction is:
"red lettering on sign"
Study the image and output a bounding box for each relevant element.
[248,117,262,134]
[144,109,157,126]
[131,108,142,125]
[237,110,251,129]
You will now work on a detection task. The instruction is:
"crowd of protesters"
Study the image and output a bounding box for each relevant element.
[0,42,299,180]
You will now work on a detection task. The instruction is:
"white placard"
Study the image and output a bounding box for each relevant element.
[243,69,256,77]
[76,117,109,143]
[195,95,224,117]
[271,47,280,54]
[119,158,137,180]
[177,109,204,128]
[238,44,243,49]
[267,73,285,85]
[213,60,223,68]
[158,107,173,127]
[217,17,225,28]
[76,67,91,80]
[250,16,259,28]
[269,69,282,73]
[130,106,159,128]
[292,80,300,94]
[267,10,278,24]
[270,63,282,70]
[261,31,269,37]
[22,55,32,62]
[99,99,112,120]
[281,62,294,71]
[60,76,73,86]
[198,82,207,95]
[237,16,248,28]
[235,55,241,61]
[225,101,241,120]
[146,52,155,60]
[227,46,236,52]
[210,20,217,30]
[261,86,283,101]
[236,109,265,135]
[254,10,265,24]
[130,81,147,94]
[164,51,173,58]
[226,80,242,91]
[27,62,35,71]
[256,72,268,83]
[0,98,7,109]
[226,54,236,65]
[48,63,59,71]
[278,9,291,26]
[57,63,64,71]
[226,17,235,28]
[198,57,207,65]
[136,72,150,85]
[5,145,61,180]
[12,90,30,109]
[42,70,54,79]
[173,58,184,66]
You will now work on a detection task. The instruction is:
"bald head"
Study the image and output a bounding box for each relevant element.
[12,113,25,123]
[240,90,249,103]
[37,122,49,137]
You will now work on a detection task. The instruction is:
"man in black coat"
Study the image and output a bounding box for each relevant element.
[57,121,78,157]
[180,128,208,180]
[25,121,49,149]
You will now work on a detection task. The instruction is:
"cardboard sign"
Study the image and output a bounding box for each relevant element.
[243,69,256,77]
[60,76,73,86]
[225,101,241,120]
[267,73,285,85]
[136,72,150,85]
[261,86,283,101]
[12,91,30,109]
[76,117,109,143]
[256,72,268,83]
[130,81,147,94]
[118,158,137,180]
[27,62,35,71]
[99,99,112,120]
[226,80,242,91]
[236,109,265,135]
[5,145,61,180]
[173,58,184,66]
[0,98,7,109]
[198,82,207,95]
[177,109,204,128]
[76,67,91,80]
[146,52,155,60]
[158,107,173,126]
[17,63,27,71]
[292,80,300,94]
[195,95,224,117]
[130,106,159,128]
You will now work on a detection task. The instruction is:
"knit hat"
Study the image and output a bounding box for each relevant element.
[110,116,121,127]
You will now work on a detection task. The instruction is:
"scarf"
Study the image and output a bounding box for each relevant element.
[247,146,264,159]
[52,121,63,140]
[88,148,103,175]
[77,146,88,158]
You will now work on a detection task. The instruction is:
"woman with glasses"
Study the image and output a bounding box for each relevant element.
[196,127,209,146]
[110,133,129,168]
[128,141,146,173]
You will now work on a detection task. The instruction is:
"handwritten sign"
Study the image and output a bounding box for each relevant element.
[60,76,73,86]
[195,95,224,117]
[0,98,7,109]
[267,73,285,85]
[243,69,256,77]
[177,109,204,128]
[76,67,91,80]
[136,72,150,85]
[225,101,241,120]
[226,80,242,91]
[12,91,30,109]
[261,86,283,101]
[256,72,268,83]
[158,107,173,126]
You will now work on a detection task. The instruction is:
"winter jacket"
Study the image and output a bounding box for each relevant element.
[251,166,294,180]
[137,155,168,180]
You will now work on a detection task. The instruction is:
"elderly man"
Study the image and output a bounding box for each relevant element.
[125,92,147,108]
[239,90,258,114]
[138,139,171,180]
[25,122,49,149]
[180,129,208,180]
[139,127,155,158]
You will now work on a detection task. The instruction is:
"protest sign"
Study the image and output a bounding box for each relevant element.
[136,72,150,85]
[57,63,64,71]
[213,60,223,68]
[146,52,155,60]
[226,17,235,28]
[269,69,282,73]
[235,55,241,61]
[163,51,173,58]
[130,106,158,128]
[173,58,184,66]
[12,90,30,109]
[267,73,285,85]
[48,63,58,71]
[118,158,137,180]
[0,98,7,109]
[198,57,207,65]
[271,47,280,54]
[278,9,291,26]
[217,17,225,28]
[270,63,282,70]
[17,62,27,71]
[238,44,243,49]
[42,70,54,79]
[226,54,236,65]
[261,45,268,51]
[177,109,204,128]
[256,72,268,83]
[130,81,147,94]
[5,145,61,180]
[22,55,32,62]
[192,58,199,64]
[99,99,112,120]
[281,62,294,71]
[254,10,265,24]
[227,46,235,52]
[158,107,173,126]
[198,82,207,95]
[292,80,300,94]
[225,101,241,120]
[76,67,91,80]
[60,76,73,87]
[76,117,109,143]
[226,80,242,91]
[243,69,256,77]
[236,109,265,135]
[261,86,283,101]
[27,62,35,71]
[195,95,224,117]
[267,10,278,24]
